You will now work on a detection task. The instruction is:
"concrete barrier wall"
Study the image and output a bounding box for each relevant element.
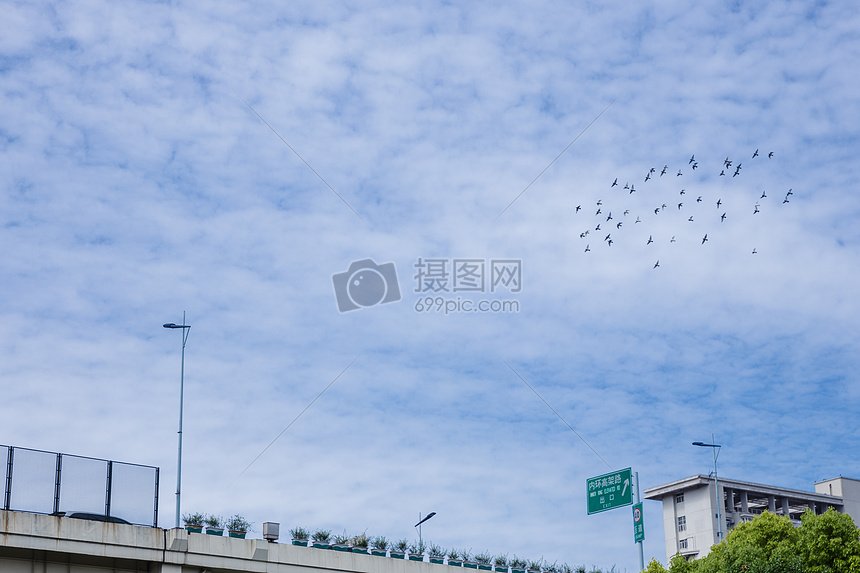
[0,510,463,573]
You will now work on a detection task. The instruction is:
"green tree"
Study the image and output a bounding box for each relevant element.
[797,508,860,573]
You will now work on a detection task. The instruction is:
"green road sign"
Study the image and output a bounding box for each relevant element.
[632,502,645,543]
[586,467,633,515]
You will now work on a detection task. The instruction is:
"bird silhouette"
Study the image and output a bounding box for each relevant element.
[580,232,587,238]
[604,233,611,242]
[678,202,683,209]
[702,234,708,244]
[688,216,694,222]
[597,199,603,205]
[653,260,660,268]
[585,244,590,252]
[576,205,581,212]
[720,169,725,176]
[629,184,636,194]
[670,236,676,243]
[661,165,668,176]
[768,152,774,158]
[650,167,656,174]
[697,196,702,203]
[677,169,683,176]
[623,210,630,215]
[611,178,618,187]
[760,191,767,199]
[752,248,758,254]
[786,189,793,196]
[608,239,613,246]
[721,213,726,222]
[616,222,622,229]
[645,173,651,182]
[635,216,641,223]
[680,189,686,195]
[606,212,613,221]
[716,199,722,208]
[689,155,695,164]
[596,208,601,215]
[752,149,759,158]
[595,224,601,230]
[647,235,653,245]
[754,204,760,214]
[654,207,660,214]
[692,162,698,170]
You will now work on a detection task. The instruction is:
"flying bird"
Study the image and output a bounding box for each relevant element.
[754,204,760,214]
[623,210,630,215]
[689,155,695,164]
[645,172,651,182]
[654,208,660,214]
[606,212,613,221]
[596,208,601,215]
[585,244,590,252]
[611,178,618,187]
[702,234,708,244]
[624,182,629,190]
[616,222,623,229]
[697,196,702,202]
[691,162,698,170]
[629,184,636,194]
[721,212,727,222]
[647,235,653,245]
[677,169,683,176]
[635,216,641,223]
[786,189,793,196]
[580,232,587,238]
[608,239,614,246]
[678,202,683,209]
[653,260,660,268]
[720,170,725,176]
[576,205,581,212]
[661,165,668,176]
[752,149,759,158]
[688,216,694,221]
[604,233,611,242]
[650,167,656,173]
[595,224,601,230]
[760,191,767,199]
[680,189,686,195]
[670,236,676,243]
[597,199,603,205]
[716,199,722,208]
[752,248,758,254]
[768,152,774,158]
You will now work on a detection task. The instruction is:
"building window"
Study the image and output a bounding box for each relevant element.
[678,516,687,532]
[675,493,685,504]
[679,538,688,550]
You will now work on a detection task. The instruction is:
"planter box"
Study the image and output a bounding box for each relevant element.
[430,556,445,564]
[312,541,332,549]
[390,551,406,559]
[448,560,463,567]
[478,565,492,571]
[292,539,309,547]
[185,525,203,534]
[332,544,351,552]
[371,549,387,557]
[205,527,224,536]
[495,567,508,572]
[229,531,246,539]
[512,569,526,573]
[465,562,479,569]
[352,546,368,554]
[409,554,425,561]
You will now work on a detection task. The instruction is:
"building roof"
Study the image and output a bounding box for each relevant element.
[643,475,843,505]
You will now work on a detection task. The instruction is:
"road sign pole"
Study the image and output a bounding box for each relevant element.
[634,471,644,572]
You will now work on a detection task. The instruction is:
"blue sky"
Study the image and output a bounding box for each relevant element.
[2,0,859,570]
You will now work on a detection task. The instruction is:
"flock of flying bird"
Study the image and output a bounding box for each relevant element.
[577,149,794,268]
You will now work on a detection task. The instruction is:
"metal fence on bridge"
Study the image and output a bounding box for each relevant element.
[1,444,159,527]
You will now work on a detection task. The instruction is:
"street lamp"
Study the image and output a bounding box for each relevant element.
[414,511,436,547]
[164,313,191,528]
[693,436,722,541]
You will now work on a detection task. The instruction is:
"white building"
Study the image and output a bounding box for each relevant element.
[643,475,860,562]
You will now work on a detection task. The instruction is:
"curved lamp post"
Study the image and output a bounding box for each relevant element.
[693,437,722,541]
[164,313,191,528]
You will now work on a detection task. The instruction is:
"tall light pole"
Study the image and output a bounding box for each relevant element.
[693,436,722,542]
[414,511,436,548]
[164,313,191,528]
